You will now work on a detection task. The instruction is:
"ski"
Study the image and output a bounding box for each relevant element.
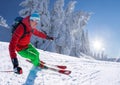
[26,60,71,75]
[47,67,71,75]
[40,60,67,69]
[26,59,67,69]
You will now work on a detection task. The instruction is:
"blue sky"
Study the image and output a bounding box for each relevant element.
[0,0,120,58]
[0,0,22,25]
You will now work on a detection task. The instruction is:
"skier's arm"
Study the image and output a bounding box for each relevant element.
[32,28,47,39]
[32,28,54,40]
[9,25,24,59]
[9,25,24,74]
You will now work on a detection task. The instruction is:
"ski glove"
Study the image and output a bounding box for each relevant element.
[12,58,23,74]
[14,67,23,74]
[46,36,54,40]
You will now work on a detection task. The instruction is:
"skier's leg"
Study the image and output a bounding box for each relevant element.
[27,44,40,56]
[18,44,40,66]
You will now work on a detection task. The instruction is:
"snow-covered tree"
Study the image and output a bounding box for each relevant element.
[0,16,9,28]
[82,30,90,55]
[80,30,87,54]
[60,1,76,55]
[70,11,91,57]
[47,0,65,52]
[19,0,37,17]
[91,50,108,60]
[53,1,77,55]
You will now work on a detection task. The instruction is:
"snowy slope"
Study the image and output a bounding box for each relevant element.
[0,41,120,85]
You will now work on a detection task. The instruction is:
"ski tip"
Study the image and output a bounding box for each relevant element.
[57,66,67,69]
[59,70,71,75]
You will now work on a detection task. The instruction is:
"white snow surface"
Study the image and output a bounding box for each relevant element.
[0,41,120,85]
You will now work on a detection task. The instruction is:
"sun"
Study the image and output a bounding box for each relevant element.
[94,41,102,50]
[92,40,104,51]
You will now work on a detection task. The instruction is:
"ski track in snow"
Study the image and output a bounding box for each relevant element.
[0,42,120,85]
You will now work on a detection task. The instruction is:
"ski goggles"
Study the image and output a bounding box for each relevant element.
[31,19,40,23]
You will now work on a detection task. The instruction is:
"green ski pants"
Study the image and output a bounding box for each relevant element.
[18,44,40,66]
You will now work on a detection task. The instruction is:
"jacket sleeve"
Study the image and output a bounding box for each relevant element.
[32,29,47,39]
[9,25,24,59]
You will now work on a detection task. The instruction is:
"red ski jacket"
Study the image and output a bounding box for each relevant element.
[9,16,47,59]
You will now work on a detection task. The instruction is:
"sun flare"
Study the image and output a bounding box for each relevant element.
[92,40,104,51]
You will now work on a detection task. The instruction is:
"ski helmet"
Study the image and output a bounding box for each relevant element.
[30,12,40,22]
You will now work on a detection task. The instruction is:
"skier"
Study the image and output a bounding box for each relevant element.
[9,12,54,74]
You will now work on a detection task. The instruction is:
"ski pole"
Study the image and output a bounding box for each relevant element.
[0,70,14,73]
[43,40,53,51]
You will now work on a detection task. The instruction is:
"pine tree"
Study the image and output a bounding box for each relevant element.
[49,0,65,52]
[19,0,35,17]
